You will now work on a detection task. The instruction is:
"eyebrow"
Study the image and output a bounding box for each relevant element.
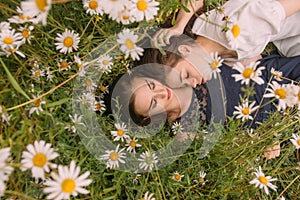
[145,80,154,111]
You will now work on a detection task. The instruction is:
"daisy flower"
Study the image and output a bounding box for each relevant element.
[117,29,144,61]
[197,171,208,185]
[225,19,241,49]
[55,29,80,54]
[232,61,265,85]
[270,68,283,81]
[140,191,155,200]
[57,59,71,71]
[110,122,129,142]
[290,134,300,149]
[109,5,135,25]
[31,68,45,80]
[20,0,52,25]
[85,78,97,92]
[29,96,46,115]
[74,55,86,77]
[77,92,95,106]
[21,140,58,180]
[0,147,14,182]
[0,22,11,33]
[19,25,34,44]
[46,67,54,81]
[83,0,103,16]
[0,28,23,50]
[263,81,289,111]
[233,100,259,121]
[100,144,127,169]
[64,114,86,133]
[93,100,106,112]
[43,160,92,200]
[125,137,142,153]
[207,52,224,79]
[8,7,33,24]
[171,121,184,135]
[97,54,113,68]
[0,105,12,125]
[138,151,158,171]
[0,45,25,58]
[99,85,109,94]
[130,0,159,21]
[102,0,127,16]
[249,166,277,195]
[172,171,184,182]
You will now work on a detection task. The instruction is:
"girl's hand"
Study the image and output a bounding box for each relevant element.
[151,26,183,48]
[263,141,281,160]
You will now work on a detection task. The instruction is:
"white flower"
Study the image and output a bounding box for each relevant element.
[57,59,71,71]
[8,7,34,24]
[125,137,142,153]
[0,28,23,50]
[226,20,242,49]
[207,52,224,79]
[109,5,135,24]
[55,29,80,54]
[138,151,158,171]
[171,121,184,135]
[20,0,52,25]
[18,25,34,44]
[233,100,259,121]
[0,22,11,33]
[130,0,159,21]
[85,78,97,92]
[286,84,300,108]
[0,180,5,198]
[290,134,300,149]
[102,0,127,16]
[117,29,144,61]
[0,147,14,182]
[65,114,86,133]
[46,67,54,81]
[100,144,127,169]
[270,68,283,81]
[172,171,184,182]
[44,160,92,200]
[74,55,86,77]
[77,92,95,106]
[264,81,289,111]
[232,61,265,85]
[0,105,12,125]
[110,123,129,142]
[21,140,58,180]
[29,96,46,115]
[83,0,103,15]
[199,171,206,179]
[99,85,109,94]
[93,100,106,112]
[249,166,277,195]
[31,68,45,79]
[140,191,155,200]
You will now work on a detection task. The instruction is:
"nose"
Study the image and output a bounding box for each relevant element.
[152,87,166,99]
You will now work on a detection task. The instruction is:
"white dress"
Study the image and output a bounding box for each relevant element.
[191,0,300,61]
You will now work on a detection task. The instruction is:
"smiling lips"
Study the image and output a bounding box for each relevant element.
[166,88,171,100]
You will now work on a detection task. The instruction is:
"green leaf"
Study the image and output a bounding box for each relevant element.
[0,57,30,100]
[46,97,71,108]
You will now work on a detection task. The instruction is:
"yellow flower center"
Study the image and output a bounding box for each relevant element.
[61,61,68,69]
[174,173,181,181]
[34,98,41,107]
[35,71,41,77]
[129,140,136,147]
[125,39,134,50]
[242,68,254,79]
[258,176,268,185]
[117,129,124,136]
[210,61,219,70]
[32,153,47,167]
[61,178,76,193]
[63,37,74,48]
[22,30,29,38]
[100,86,107,92]
[95,103,101,110]
[86,79,92,86]
[4,37,13,44]
[122,15,130,20]
[242,108,250,115]
[275,89,286,99]
[109,152,119,161]
[231,24,240,38]
[35,0,48,12]
[137,0,148,11]
[102,60,109,65]
[89,0,98,9]
[297,139,300,146]
[77,63,82,69]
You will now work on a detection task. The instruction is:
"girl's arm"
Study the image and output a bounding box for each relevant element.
[278,0,300,17]
[152,0,204,47]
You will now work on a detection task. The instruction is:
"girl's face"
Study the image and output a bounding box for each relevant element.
[132,77,191,121]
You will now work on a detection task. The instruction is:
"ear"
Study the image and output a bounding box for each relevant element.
[178,45,192,56]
